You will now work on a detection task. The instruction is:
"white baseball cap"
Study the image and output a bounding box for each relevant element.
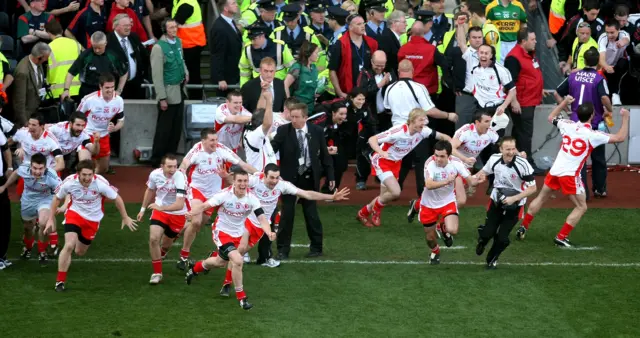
[491,113,510,131]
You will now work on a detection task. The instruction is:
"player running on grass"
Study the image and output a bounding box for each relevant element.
[356,108,450,227]
[45,160,137,292]
[185,170,275,310]
[176,129,257,270]
[518,97,629,246]
[217,164,350,295]
[420,141,481,264]
[0,154,61,266]
[137,154,187,285]
[45,112,100,162]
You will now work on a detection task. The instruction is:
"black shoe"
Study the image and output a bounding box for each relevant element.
[220,284,231,297]
[305,251,323,258]
[476,239,486,256]
[554,236,574,247]
[275,252,289,260]
[486,258,498,270]
[516,226,527,241]
[429,252,440,265]
[39,253,48,267]
[176,257,190,271]
[407,199,418,223]
[55,281,65,292]
[240,298,253,310]
[593,190,607,198]
[20,247,31,260]
[442,232,453,247]
[185,268,198,285]
[47,245,59,259]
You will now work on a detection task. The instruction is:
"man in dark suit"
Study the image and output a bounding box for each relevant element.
[377,10,406,74]
[210,0,242,97]
[241,57,286,113]
[107,13,149,100]
[12,42,51,127]
[271,102,334,258]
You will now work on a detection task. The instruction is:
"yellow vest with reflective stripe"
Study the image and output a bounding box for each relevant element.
[172,0,206,48]
[0,52,7,83]
[48,37,82,98]
[571,37,598,70]
[483,22,501,62]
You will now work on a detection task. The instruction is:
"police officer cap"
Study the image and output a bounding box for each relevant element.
[281,4,302,21]
[415,10,436,23]
[257,0,277,11]
[327,7,350,20]
[365,0,387,12]
[247,23,269,38]
[307,0,327,13]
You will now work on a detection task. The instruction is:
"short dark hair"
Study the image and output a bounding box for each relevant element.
[331,101,347,113]
[583,0,599,11]
[29,113,45,126]
[584,47,599,67]
[605,20,620,30]
[99,73,115,86]
[77,159,95,173]
[200,128,217,140]
[615,4,629,17]
[348,87,367,100]
[31,153,47,166]
[290,102,309,117]
[433,140,452,155]
[161,153,178,165]
[474,110,492,122]
[468,26,483,35]
[226,90,242,101]
[517,28,533,44]
[264,163,280,175]
[577,103,594,122]
[467,1,486,16]
[45,19,63,36]
[499,136,517,147]
[284,97,301,110]
[69,111,87,124]
[233,169,249,178]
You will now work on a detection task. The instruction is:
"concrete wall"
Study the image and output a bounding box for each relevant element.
[118,102,634,166]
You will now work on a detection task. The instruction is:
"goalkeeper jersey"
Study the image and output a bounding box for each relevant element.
[485,0,527,42]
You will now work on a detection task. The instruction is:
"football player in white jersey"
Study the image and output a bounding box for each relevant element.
[185,170,275,310]
[176,129,257,270]
[356,108,450,227]
[243,89,275,171]
[46,112,100,162]
[44,160,137,292]
[76,74,125,174]
[420,141,481,264]
[214,90,252,152]
[520,97,629,247]
[137,154,187,284]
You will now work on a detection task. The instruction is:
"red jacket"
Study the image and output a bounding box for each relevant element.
[505,44,543,107]
[106,3,149,41]
[398,36,438,94]
[338,32,378,95]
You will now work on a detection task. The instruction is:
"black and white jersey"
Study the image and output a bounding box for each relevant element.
[0,116,17,138]
[482,154,535,206]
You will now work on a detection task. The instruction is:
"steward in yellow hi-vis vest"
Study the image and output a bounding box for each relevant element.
[239,23,295,87]
[271,4,326,71]
[48,35,82,99]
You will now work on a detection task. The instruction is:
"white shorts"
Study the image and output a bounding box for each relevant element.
[21,198,53,221]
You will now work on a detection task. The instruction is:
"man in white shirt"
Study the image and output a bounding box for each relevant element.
[598,21,629,105]
[243,88,275,171]
[455,25,484,128]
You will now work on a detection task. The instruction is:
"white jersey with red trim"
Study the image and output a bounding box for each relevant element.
[549,119,610,177]
[453,123,499,168]
[421,156,471,208]
[146,169,187,215]
[47,122,92,155]
[270,113,291,139]
[373,124,434,161]
[12,128,63,169]
[206,187,263,237]
[55,174,119,222]
[77,91,125,137]
[247,173,298,226]
[214,103,252,151]
[243,127,277,171]
[184,142,241,198]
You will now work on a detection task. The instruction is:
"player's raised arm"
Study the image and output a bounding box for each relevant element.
[548,95,574,124]
[606,108,630,143]
[296,187,350,201]
[237,160,258,174]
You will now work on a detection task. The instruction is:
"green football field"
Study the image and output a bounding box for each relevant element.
[1,203,639,337]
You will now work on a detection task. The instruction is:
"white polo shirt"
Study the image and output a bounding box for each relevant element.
[598,30,629,66]
[461,47,480,93]
[469,63,515,108]
[383,79,435,126]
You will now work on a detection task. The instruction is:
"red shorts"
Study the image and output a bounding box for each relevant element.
[150,210,186,237]
[64,209,100,244]
[187,187,216,217]
[544,173,584,195]
[371,155,401,181]
[245,219,264,247]
[212,224,242,249]
[90,134,111,159]
[419,201,459,225]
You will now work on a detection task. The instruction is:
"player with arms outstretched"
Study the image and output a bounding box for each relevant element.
[519,97,629,246]
[45,160,137,292]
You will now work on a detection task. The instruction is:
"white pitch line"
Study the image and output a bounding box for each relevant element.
[563,246,600,251]
[24,257,640,267]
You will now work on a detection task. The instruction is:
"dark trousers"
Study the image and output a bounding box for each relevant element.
[278,171,323,255]
[121,77,146,100]
[398,138,431,197]
[183,46,204,100]
[78,84,99,102]
[580,144,607,198]
[511,106,535,161]
[478,200,522,264]
[377,112,392,133]
[607,58,629,96]
[323,151,347,191]
[0,176,11,260]
[256,208,279,264]
[151,101,184,166]
[355,137,371,183]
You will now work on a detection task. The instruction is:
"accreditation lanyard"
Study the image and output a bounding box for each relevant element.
[351,40,365,71]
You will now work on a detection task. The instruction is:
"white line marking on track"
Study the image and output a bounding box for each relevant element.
[563,246,600,251]
[30,258,640,267]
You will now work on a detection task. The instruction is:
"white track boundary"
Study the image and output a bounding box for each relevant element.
[30,257,640,267]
